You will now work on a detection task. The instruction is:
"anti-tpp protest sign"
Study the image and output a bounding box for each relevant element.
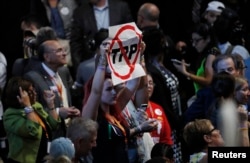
[105,22,146,85]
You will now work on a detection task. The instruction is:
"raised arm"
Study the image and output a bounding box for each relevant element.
[81,44,108,120]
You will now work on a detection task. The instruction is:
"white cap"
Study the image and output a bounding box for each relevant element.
[206,1,225,13]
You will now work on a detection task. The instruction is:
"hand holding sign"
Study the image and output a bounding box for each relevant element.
[105,22,146,85]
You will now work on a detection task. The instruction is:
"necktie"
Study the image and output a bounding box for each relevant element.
[54,73,63,98]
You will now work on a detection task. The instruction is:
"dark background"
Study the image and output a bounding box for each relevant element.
[0,0,249,81]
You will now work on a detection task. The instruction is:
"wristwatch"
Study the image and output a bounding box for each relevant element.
[24,106,34,114]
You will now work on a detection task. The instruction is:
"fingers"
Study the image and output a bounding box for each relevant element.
[17,95,21,103]
[68,107,80,117]
[19,86,23,95]
[17,87,31,106]
[147,118,157,123]
[140,41,146,53]
[44,90,55,100]
[100,42,111,53]
[19,87,28,97]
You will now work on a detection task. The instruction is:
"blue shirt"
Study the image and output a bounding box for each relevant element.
[93,1,109,30]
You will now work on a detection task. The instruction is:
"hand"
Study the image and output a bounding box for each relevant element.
[237,105,248,122]
[140,41,146,55]
[68,106,80,118]
[137,108,148,124]
[173,59,189,75]
[43,90,55,109]
[59,106,80,119]
[140,118,158,132]
[17,87,31,107]
[98,42,110,67]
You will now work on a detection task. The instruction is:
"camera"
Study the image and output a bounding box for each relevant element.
[23,30,37,49]
[23,37,37,49]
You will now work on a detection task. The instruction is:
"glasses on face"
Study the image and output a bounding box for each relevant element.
[205,128,217,135]
[47,48,66,55]
[240,66,248,69]
[218,67,235,74]
[191,37,203,44]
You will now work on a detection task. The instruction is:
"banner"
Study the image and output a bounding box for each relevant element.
[105,22,145,85]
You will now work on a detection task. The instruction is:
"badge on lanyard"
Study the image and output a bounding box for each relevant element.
[47,141,51,153]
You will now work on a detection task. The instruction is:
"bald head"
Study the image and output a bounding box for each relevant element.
[138,3,160,22]
[137,3,160,29]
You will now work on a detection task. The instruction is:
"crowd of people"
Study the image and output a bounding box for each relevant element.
[1,0,250,163]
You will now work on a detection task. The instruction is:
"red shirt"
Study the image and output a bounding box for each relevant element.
[146,101,173,145]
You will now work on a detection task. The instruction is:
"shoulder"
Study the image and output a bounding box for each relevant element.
[58,66,72,78]
[207,47,221,56]
[150,102,165,115]
[73,2,92,14]
[150,101,163,109]
[109,0,131,11]
[32,102,43,109]
[0,52,7,65]
[24,69,43,80]
[232,45,250,60]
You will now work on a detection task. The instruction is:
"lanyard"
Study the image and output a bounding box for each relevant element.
[34,112,49,139]
[105,113,127,143]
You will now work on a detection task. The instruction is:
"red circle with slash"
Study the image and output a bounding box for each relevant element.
[107,25,141,80]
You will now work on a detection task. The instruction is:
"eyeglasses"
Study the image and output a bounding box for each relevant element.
[241,66,248,69]
[191,37,203,44]
[47,48,66,55]
[205,128,216,135]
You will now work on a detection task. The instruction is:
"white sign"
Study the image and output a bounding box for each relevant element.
[105,22,146,85]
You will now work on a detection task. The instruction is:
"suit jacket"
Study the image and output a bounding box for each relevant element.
[24,64,73,138]
[24,64,73,108]
[30,0,78,39]
[184,87,215,125]
[70,0,133,74]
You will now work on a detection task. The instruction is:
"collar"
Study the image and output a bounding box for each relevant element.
[218,41,231,54]
[93,0,108,11]
[42,62,57,78]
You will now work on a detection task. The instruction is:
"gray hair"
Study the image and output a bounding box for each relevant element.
[66,117,98,141]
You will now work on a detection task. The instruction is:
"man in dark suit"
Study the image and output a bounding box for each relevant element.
[24,39,80,139]
[70,0,133,77]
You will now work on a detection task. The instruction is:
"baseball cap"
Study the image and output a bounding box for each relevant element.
[206,1,225,13]
[49,137,75,159]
